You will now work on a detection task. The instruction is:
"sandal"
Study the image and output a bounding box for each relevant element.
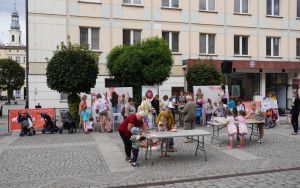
[107,129,113,133]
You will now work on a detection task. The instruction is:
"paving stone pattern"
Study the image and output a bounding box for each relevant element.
[0,118,300,188]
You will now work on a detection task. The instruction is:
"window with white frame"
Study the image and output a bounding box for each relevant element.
[199,33,215,54]
[60,93,68,101]
[80,27,100,50]
[162,0,179,8]
[234,0,248,13]
[162,31,179,52]
[199,0,215,11]
[16,57,20,63]
[123,29,141,45]
[297,38,300,57]
[267,0,279,16]
[297,0,300,17]
[266,37,280,56]
[123,0,141,5]
[234,35,248,55]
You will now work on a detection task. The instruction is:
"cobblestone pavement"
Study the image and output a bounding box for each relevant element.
[0,116,300,188]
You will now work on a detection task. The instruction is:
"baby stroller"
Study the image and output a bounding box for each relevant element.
[59,110,76,134]
[264,108,278,129]
[17,112,36,136]
[41,112,59,134]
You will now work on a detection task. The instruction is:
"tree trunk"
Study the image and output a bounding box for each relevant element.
[67,93,81,128]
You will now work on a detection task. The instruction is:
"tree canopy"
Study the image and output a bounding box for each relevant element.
[106,36,173,102]
[186,60,222,92]
[0,58,25,103]
[46,43,99,94]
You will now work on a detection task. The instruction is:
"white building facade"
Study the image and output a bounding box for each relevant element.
[28,0,300,110]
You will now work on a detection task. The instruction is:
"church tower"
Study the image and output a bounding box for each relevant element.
[9,2,22,46]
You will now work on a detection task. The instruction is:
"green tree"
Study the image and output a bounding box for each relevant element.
[186,60,222,92]
[0,59,25,104]
[46,43,99,124]
[107,36,173,103]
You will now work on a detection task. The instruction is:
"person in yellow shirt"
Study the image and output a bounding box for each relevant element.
[155,108,176,154]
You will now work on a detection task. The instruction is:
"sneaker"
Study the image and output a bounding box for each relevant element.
[291,132,298,135]
[125,157,132,163]
[184,139,190,143]
[257,139,262,143]
[131,162,137,167]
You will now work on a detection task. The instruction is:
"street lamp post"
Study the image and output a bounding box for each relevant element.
[25,0,29,109]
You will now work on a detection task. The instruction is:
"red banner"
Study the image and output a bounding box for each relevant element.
[8,108,55,131]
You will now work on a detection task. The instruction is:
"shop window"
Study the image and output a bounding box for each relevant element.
[60,93,68,101]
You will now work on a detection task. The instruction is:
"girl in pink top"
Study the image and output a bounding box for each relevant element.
[226,109,237,149]
[235,110,248,148]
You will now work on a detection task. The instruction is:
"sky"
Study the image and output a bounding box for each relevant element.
[0,0,26,45]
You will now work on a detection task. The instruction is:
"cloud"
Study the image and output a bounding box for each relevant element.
[0,0,26,45]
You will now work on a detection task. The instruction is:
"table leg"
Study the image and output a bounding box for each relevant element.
[145,139,149,160]
[211,125,215,144]
[218,126,221,147]
[250,124,254,141]
[203,136,207,161]
[195,136,199,156]
[165,138,169,157]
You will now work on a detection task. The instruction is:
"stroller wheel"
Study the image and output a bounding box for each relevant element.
[42,129,46,134]
[269,121,276,128]
[59,129,63,134]
[33,130,36,135]
[19,132,25,137]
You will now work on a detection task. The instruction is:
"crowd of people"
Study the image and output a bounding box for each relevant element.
[77,87,299,166]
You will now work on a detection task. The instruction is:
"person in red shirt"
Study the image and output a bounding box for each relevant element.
[118,111,146,162]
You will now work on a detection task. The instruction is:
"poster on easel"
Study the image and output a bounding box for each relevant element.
[142,86,159,102]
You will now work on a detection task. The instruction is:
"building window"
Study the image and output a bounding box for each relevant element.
[234,0,248,13]
[12,35,15,42]
[162,31,179,52]
[267,0,279,16]
[234,35,248,55]
[8,56,12,60]
[266,37,280,57]
[16,57,20,63]
[199,0,215,11]
[297,39,300,57]
[123,30,141,45]
[19,36,21,42]
[162,0,179,8]
[23,56,26,63]
[297,0,300,17]
[123,0,141,5]
[79,27,100,50]
[60,93,68,101]
[199,33,215,54]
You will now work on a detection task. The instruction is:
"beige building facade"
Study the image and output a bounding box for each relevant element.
[28,0,300,110]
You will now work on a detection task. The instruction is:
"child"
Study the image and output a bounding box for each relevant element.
[87,116,94,132]
[205,98,213,125]
[130,127,144,167]
[81,106,91,134]
[235,110,248,148]
[226,109,237,149]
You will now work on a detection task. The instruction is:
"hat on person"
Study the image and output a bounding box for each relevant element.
[186,95,192,100]
[131,127,140,135]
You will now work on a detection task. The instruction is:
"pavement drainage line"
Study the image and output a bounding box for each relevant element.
[107,167,300,188]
